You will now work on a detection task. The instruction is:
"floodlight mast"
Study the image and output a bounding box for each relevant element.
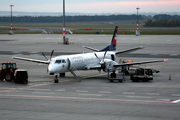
[10,4,14,30]
[63,0,66,44]
[136,7,140,31]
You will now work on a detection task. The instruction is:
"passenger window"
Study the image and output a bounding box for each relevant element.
[55,60,61,63]
[62,60,66,63]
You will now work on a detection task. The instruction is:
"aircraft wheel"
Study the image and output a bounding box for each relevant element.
[62,73,65,77]
[54,75,59,83]
[110,73,113,78]
[60,73,65,77]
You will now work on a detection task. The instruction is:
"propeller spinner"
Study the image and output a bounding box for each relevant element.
[42,50,54,72]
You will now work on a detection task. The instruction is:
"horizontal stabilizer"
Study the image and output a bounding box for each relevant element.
[83,46,99,52]
[116,46,144,56]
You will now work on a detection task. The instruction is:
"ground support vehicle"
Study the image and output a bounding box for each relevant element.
[0,62,17,81]
[14,69,28,84]
[108,71,123,83]
[129,68,153,82]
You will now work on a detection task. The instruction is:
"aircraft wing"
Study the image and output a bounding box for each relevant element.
[83,46,99,52]
[12,56,49,64]
[114,59,168,67]
[116,46,144,56]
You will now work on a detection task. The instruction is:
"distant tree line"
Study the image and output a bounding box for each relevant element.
[144,19,180,27]
[0,14,179,23]
[153,14,180,20]
[0,15,143,23]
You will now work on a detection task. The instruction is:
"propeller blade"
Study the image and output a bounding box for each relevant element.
[47,65,49,73]
[50,50,54,60]
[42,52,48,60]
[103,51,107,60]
[94,53,101,61]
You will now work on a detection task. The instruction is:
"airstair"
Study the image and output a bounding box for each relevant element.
[69,68,81,82]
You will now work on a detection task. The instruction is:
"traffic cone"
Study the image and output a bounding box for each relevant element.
[169,75,171,80]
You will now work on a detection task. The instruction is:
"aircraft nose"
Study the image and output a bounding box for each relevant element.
[48,65,57,73]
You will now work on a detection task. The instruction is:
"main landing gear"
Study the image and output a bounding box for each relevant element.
[54,73,66,83]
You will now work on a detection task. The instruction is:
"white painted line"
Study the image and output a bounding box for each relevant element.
[76,90,88,93]
[33,92,55,94]
[147,93,160,96]
[127,96,151,99]
[12,51,22,53]
[150,54,159,56]
[30,52,39,54]
[123,92,135,95]
[0,94,174,104]
[55,89,66,92]
[172,99,180,103]
[25,88,51,91]
[169,54,179,56]
[101,87,109,89]
[86,87,95,89]
[172,94,180,97]
[0,87,16,90]
[78,94,102,96]
[99,91,111,94]
[154,99,173,102]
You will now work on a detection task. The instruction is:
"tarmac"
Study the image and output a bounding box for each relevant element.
[0,34,180,120]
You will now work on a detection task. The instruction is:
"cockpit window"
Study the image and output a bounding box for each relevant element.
[55,60,61,63]
[62,60,66,63]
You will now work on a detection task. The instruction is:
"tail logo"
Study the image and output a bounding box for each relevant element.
[112,34,117,45]
[112,26,118,45]
[99,26,118,52]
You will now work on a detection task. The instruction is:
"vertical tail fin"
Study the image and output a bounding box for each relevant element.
[99,26,118,51]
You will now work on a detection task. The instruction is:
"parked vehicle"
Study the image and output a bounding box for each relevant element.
[0,62,17,81]
[14,69,28,84]
[129,68,153,82]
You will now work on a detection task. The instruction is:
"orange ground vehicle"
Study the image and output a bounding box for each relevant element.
[0,62,17,81]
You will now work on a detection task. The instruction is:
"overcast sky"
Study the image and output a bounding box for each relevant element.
[1,0,180,13]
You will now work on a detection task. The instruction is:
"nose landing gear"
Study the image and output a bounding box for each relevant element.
[54,73,59,83]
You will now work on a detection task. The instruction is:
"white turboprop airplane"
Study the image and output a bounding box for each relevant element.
[12,26,168,83]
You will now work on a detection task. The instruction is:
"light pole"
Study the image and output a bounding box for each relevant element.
[136,7,140,31]
[136,7,140,36]
[63,0,67,44]
[10,4,14,29]
[9,4,14,35]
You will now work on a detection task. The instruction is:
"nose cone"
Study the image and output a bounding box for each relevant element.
[48,64,57,73]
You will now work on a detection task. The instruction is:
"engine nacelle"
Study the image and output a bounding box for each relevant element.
[103,59,118,72]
